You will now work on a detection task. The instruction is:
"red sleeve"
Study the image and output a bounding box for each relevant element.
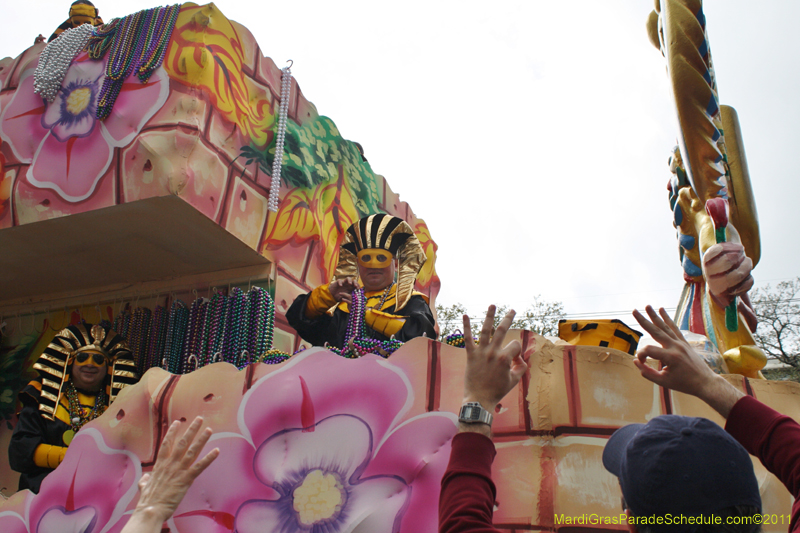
[725,395,800,532]
[439,432,501,533]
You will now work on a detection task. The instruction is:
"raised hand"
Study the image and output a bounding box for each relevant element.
[121,416,219,533]
[632,305,743,417]
[462,305,527,412]
[329,277,358,304]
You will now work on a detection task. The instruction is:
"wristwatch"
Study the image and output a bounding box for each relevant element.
[458,402,493,426]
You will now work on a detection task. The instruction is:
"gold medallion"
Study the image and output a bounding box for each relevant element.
[62,429,75,445]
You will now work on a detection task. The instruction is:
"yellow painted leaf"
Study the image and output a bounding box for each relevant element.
[262,188,320,249]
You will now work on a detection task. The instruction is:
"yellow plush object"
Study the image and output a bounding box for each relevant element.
[365,308,406,337]
[33,444,67,469]
[558,320,642,356]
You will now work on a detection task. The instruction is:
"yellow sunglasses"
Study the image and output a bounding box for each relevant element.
[74,352,107,366]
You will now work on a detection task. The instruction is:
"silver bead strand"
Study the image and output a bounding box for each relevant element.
[33,24,94,103]
[268,61,293,212]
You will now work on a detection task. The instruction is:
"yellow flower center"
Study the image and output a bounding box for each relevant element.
[292,469,344,525]
[65,87,91,115]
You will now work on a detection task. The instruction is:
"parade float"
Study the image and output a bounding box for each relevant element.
[0,2,797,532]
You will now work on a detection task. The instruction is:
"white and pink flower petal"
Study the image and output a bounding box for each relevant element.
[36,506,95,533]
[241,350,411,448]
[26,126,113,202]
[344,476,410,533]
[0,69,48,163]
[233,499,288,533]
[365,412,457,482]
[30,428,139,533]
[173,434,278,529]
[253,415,372,487]
[0,511,27,533]
[101,67,169,147]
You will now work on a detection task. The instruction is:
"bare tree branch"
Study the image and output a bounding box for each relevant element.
[750,277,800,369]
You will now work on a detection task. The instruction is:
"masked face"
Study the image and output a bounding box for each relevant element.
[70,350,108,392]
[358,260,396,292]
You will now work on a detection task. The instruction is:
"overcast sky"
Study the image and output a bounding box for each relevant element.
[2,1,798,327]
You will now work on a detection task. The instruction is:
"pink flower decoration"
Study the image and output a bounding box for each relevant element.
[0,53,168,202]
[172,349,458,533]
[0,428,141,533]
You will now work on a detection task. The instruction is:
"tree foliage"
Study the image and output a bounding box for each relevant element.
[436,296,566,341]
[750,277,800,371]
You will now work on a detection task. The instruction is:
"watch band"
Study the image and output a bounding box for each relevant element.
[458,402,493,426]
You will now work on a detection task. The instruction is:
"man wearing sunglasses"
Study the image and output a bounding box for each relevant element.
[8,323,137,493]
[287,213,436,351]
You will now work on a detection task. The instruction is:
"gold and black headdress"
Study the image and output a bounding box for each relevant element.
[33,323,137,420]
[335,214,426,311]
[48,0,103,42]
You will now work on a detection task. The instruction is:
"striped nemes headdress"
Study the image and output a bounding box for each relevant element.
[33,323,138,420]
[336,214,426,311]
[48,1,103,42]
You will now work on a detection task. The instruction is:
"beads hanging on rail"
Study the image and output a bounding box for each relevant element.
[203,291,228,367]
[102,284,291,376]
[223,288,246,366]
[162,299,189,374]
[128,306,152,375]
[144,305,168,371]
[183,297,207,370]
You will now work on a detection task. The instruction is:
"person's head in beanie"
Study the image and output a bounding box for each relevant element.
[603,415,761,533]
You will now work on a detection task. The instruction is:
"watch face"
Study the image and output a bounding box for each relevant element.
[459,403,492,425]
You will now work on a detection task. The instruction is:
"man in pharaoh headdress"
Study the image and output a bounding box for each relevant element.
[287,214,436,351]
[8,323,138,493]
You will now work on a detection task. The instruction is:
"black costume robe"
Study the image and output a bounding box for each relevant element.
[287,289,436,349]
[8,382,73,493]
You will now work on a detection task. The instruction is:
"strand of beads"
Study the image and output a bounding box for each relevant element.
[182,297,207,373]
[86,18,120,59]
[256,284,275,353]
[346,288,367,343]
[268,62,293,212]
[96,9,142,119]
[328,287,406,359]
[204,292,228,366]
[116,305,133,339]
[136,4,179,83]
[197,293,218,368]
[345,338,404,358]
[65,381,107,431]
[237,288,257,369]
[163,299,189,373]
[259,349,291,364]
[144,305,168,372]
[444,331,466,348]
[128,307,152,375]
[33,23,94,102]
[224,288,246,367]
[243,286,265,361]
[95,5,180,120]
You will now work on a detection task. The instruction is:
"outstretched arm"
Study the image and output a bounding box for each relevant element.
[121,416,219,533]
[631,305,743,417]
[460,305,526,436]
[440,306,527,533]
